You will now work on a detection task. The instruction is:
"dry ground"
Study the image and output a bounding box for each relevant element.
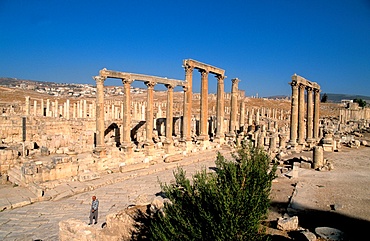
[267,134,370,240]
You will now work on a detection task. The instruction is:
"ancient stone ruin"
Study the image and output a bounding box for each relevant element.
[1,59,370,239]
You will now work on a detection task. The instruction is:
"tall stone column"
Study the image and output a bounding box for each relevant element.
[83,100,87,118]
[289,81,299,146]
[33,100,37,116]
[41,99,44,117]
[313,88,320,140]
[306,87,313,142]
[297,83,306,145]
[46,99,50,117]
[239,101,245,132]
[54,100,58,118]
[229,78,240,135]
[94,76,106,151]
[122,78,133,148]
[66,99,70,120]
[165,84,174,143]
[145,81,155,146]
[199,69,209,140]
[183,64,193,141]
[25,96,30,116]
[215,74,225,140]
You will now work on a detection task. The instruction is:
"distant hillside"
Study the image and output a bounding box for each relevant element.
[324,93,370,103]
[0,77,53,86]
[267,93,370,103]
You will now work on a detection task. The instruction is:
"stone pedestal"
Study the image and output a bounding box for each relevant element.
[313,146,324,169]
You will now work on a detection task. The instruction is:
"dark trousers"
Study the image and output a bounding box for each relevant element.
[89,210,98,224]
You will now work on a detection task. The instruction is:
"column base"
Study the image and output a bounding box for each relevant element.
[163,140,174,154]
[214,135,225,145]
[144,142,154,156]
[121,142,133,156]
[93,146,106,157]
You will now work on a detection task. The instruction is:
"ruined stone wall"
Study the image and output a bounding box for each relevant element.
[0,116,96,153]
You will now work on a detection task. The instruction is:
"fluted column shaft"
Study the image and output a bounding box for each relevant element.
[289,82,298,145]
[94,76,105,148]
[122,78,133,144]
[165,84,174,142]
[298,84,306,144]
[215,75,225,138]
[183,65,193,141]
[145,81,155,144]
[306,87,313,141]
[199,69,209,140]
[313,89,320,140]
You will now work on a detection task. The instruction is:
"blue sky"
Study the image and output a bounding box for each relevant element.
[1,0,370,97]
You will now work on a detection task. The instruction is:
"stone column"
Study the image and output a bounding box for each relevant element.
[313,88,320,140]
[298,83,306,145]
[313,146,324,169]
[289,81,299,146]
[215,74,225,140]
[66,99,70,120]
[199,69,209,140]
[239,101,245,132]
[269,134,277,153]
[41,99,44,116]
[25,96,30,116]
[94,76,106,151]
[165,84,174,143]
[33,100,37,116]
[229,78,239,135]
[54,100,58,118]
[145,81,155,146]
[46,99,50,117]
[306,87,313,142]
[83,100,87,118]
[183,64,193,141]
[121,78,133,150]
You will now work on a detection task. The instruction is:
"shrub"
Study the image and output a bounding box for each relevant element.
[139,144,277,241]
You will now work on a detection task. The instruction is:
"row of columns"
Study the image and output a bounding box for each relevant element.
[289,74,321,146]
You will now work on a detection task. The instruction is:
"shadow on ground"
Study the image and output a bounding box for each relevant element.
[268,201,370,240]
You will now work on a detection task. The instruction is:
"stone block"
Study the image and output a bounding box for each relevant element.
[164,154,183,163]
[78,171,100,182]
[277,216,299,231]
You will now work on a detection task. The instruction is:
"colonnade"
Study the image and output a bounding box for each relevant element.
[289,74,321,146]
[182,59,226,143]
[95,69,186,154]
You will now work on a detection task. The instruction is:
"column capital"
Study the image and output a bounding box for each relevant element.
[122,78,133,85]
[231,78,240,84]
[314,88,321,93]
[216,74,225,83]
[182,85,189,92]
[93,76,106,84]
[306,86,313,92]
[298,83,305,90]
[198,68,209,76]
[145,81,156,89]
[165,83,175,90]
[184,64,194,74]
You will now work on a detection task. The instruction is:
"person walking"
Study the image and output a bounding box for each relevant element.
[88,195,99,225]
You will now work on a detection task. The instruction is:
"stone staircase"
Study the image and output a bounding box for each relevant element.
[7,165,44,198]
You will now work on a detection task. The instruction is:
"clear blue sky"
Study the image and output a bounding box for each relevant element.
[1,0,370,97]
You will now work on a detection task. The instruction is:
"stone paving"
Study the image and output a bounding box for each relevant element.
[0,150,229,241]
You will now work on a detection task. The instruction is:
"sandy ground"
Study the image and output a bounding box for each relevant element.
[267,139,370,240]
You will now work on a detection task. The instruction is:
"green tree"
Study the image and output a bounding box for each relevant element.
[353,98,367,108]
[140,144,277,241]
[321,93,328,103]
